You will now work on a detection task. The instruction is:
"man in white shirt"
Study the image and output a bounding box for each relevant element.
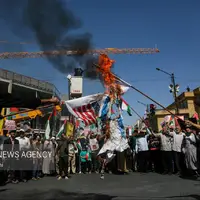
[16,129,31,182]
[136,129,150,173]
[154,125,173,175]
[172,126,185,175]
[89,132,99,173]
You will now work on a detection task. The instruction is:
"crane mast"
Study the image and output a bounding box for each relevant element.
[0,48,159,59]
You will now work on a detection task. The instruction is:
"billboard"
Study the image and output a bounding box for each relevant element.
[70,77,83,95]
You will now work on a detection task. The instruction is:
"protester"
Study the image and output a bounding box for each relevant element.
[172,126,185,175]
[182,125,199,177]
[56,134,69,180]
[16,129,31,182]
[1,113,200,187]
[68,136,77,174]
[136,129,150,173]
[32,135,42,180]
[89,131,99,173]
[153,125,173,174]
[3,130,20,183]
[42,137,55,175]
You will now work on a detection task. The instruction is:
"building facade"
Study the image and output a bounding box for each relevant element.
[152,87,200,131]
[0,68,61,133]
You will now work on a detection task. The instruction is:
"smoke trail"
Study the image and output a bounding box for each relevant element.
[0,0,98,79]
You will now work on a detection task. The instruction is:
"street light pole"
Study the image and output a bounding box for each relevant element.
[156,68,179,114]
[171,73,179,114]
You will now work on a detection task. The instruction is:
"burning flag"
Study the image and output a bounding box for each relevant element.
[65,93,104,126]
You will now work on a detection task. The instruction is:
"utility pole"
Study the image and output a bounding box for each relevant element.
[156,68,179,115]
[171,73,179,114]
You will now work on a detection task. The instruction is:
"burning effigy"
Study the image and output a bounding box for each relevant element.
[64,54,130,179]
[96,54,130,179]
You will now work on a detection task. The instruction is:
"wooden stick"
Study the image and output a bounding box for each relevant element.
[93,63,183,121]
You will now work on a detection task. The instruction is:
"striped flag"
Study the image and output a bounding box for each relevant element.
[56,120,67,138]
[120,98,132,116]
[65,93,104,126]
[45,107,57,139]
[45,115,51,140]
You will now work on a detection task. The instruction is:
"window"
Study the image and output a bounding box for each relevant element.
[196,96,200,104]
[179,100,188,109]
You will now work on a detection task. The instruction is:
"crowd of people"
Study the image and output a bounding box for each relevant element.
[0,118,200,186]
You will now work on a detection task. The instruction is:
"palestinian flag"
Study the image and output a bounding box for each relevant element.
[120,98,132,116]
[45,115,51,140]
[45,107,57,139]
[76,139,82,150]
[56,120,67,138]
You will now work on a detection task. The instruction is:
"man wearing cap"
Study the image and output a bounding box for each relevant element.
[3,129,20,184]
[16,129,31,182]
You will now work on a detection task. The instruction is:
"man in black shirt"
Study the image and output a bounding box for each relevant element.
[56,134,69,180]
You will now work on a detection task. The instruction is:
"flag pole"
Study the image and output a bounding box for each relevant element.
[129,106,143,121]
[93,63,182,120]
[129,106,149,127]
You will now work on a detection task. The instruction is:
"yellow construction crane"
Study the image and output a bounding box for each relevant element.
[0,40,159,59]
[0,48,159,59]
[4,105,61,122]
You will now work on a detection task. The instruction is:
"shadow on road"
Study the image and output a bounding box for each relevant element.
[164,194,200,200]
[1,189,116,200]
[0,189,8,193]
[1,188,200,200]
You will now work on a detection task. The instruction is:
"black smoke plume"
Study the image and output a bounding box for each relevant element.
[0,0,98,79]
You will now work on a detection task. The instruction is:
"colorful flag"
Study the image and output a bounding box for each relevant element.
[193,112,199,121]
[65,93,104,126]
[98,95,111,119]
[120,98,132,116]
[0,108,5,135]
[56,120,67,138]
[77,139,82,150]
[66,121,74,137]
[45,108,56,139]
[45,119,51,140]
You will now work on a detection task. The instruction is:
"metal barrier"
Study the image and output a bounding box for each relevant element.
[0,68,61,98]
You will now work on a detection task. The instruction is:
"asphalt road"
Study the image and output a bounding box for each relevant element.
[0,173,200,200]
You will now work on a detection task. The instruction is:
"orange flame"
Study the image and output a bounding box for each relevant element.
[97,54,124,139]
[98,54,115,86]
[98,54,123,98]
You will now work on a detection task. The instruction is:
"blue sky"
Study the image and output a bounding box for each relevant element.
[0,0,200,126]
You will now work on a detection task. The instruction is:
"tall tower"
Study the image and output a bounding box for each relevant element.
[68,68,83,99]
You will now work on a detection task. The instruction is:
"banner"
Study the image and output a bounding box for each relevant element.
[66,121,74,137]
[4,120,16,131]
